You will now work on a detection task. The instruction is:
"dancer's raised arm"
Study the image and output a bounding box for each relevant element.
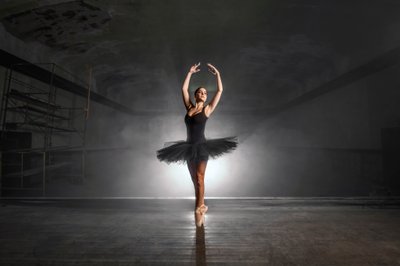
[182,63,200,110]
[206,63,223,116]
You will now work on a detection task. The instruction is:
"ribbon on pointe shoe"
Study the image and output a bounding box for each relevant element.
[199,204,208,214]
[195,204,208,215]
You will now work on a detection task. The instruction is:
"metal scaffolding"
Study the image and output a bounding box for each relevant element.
[0,62,90,196]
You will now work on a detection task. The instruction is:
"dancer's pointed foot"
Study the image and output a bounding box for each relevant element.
[195,211,205,227]
[195,204,208,214]
[195,206,202,214]
[199,204,208,214]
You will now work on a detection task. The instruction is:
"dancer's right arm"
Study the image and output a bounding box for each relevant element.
[182,63,200,110]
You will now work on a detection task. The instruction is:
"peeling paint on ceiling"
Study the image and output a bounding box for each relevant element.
[1,1,111,53]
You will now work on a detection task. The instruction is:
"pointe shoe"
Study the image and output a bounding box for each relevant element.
[199,204,208,214]
[195,206,202,214]
[196,216,204,227]
[195,212,205,227]
[195,204,208,214]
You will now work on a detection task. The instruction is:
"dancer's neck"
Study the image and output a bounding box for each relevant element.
[194,102,204,109]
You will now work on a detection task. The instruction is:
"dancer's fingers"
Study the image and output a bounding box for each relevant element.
[208,68,216,75]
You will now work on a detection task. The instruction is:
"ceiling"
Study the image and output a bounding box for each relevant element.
[1,0,400,112]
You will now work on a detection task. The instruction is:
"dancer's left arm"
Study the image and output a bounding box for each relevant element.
[206,63,223,116]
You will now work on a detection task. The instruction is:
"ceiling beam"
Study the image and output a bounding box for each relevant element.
[264,45,400,115]
[0,49,136,116]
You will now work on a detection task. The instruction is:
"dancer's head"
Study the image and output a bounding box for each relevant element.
[194,87,207,103]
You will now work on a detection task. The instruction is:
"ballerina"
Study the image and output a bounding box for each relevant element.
[157,62,238,226]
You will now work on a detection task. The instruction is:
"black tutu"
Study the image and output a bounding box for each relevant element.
[157,136,238,164]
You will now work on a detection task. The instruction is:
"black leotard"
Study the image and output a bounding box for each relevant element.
[185,106,207,143]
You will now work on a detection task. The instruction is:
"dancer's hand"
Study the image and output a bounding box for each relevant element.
[207,63,220,76]
[189,62,201,74]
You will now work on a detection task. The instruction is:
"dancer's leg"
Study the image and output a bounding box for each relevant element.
[187,160,199,208]
[196,160,208,208]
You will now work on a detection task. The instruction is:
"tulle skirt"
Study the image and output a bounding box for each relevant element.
[157,136,238,164]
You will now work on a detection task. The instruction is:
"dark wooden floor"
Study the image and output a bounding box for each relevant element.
[0,198,399,265]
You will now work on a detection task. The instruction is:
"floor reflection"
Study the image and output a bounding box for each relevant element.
[194,212,207,266]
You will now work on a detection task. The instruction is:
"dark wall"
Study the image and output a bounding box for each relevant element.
[1,1,400,197]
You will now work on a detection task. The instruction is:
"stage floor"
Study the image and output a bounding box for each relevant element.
[0,198,399,265]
